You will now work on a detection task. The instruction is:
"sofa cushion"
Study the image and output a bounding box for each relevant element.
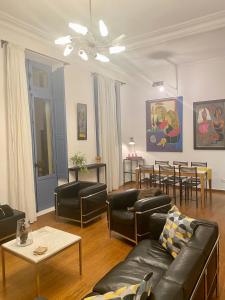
[85,284,140,299]
[93,259,165,295]
[111,210,134,225]
[162,246,205,300]
[126,240,173,271]
[159,206,197,258]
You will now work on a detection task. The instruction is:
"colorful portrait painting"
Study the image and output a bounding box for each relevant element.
[77,103,87,140]
[193,99,225,150]
[146,97,183,152]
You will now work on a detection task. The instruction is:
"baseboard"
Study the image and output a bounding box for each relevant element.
[37,206,55,217]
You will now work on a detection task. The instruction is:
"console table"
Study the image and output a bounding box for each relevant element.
[123,157,144,184]
[68,163,107,183]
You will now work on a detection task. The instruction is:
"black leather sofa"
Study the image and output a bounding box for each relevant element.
[85,213,219,300]
[55,181,107,227]
[108,189,171,243]
[0,205,25,242]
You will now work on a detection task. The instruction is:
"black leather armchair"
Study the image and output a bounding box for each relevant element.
[0,205,25,242]
[107,189,171,244]
[55,181,107,227]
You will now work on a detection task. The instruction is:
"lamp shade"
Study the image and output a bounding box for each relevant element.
[129,137,135,145]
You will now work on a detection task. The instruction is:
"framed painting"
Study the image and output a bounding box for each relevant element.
[77,103,87,140]
[146,97,183,152]
[193,99,225,150]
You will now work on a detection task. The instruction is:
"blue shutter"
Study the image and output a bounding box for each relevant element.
[52,67,68,180]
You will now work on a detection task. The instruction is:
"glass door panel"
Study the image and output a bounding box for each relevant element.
[34,98,55,177]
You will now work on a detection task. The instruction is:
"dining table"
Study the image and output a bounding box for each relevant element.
[135,166,212,208]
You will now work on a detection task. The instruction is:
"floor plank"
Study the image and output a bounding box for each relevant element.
[0,187,224,300]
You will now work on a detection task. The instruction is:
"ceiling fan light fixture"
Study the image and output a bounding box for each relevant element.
[54,35,72,45]
[99,20,108,37]
[78,50,88,61]
[109,45,126,54]
[64,44,74,56]
[69,22,88,35]
[95,53,110,63]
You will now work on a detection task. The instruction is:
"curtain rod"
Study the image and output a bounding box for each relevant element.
[1,39,69,66]
[91,72,126,85]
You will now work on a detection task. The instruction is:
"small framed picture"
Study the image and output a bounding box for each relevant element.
[77,103,87,140]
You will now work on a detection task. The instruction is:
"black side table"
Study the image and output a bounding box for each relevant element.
[68,163,107,184]
[123,157,144,184]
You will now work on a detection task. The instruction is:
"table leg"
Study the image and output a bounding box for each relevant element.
[35,265,40,296]
[136,169,139,188]
[105,165,107,185]
[79,240,82,276]
[1,248,5,285]
[200,174,205,208]
[97,168,100,182]
[209,178,212,202]
[75,170,79,182]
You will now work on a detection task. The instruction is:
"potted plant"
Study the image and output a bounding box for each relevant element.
[70,152,87,172]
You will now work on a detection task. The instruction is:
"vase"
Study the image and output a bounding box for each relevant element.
[16,218,33,247]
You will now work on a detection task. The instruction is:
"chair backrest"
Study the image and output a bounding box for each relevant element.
[191,161,207,167]
[173,161,188,166]
[179,166,197,178]
[155,160,169,166]
[159,165,175,176]
[139,164,154,171]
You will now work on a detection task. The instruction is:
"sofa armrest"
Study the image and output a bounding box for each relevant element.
[108,189,139,209]
[55,181,80,198]
[134,195,171,212]
[148,213,167,240]
[79,183,107,197]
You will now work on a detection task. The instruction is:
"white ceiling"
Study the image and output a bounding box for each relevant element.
[1,0,225,83]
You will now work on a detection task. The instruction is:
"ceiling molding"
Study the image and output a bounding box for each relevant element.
[0,11,53,42]
[126,10,225,51]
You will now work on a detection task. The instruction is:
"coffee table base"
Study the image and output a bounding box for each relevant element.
[1,239,82,297]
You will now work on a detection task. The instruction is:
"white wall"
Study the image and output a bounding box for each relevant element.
[0,20,133,201]
[121,57,225,190]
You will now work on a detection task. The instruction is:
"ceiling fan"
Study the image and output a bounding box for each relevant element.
[54,0,126,63]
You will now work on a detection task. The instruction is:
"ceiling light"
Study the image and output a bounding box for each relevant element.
[152,81,165,92]
[99,20,108,37]
[109,46,126,54]
[54,35,72,45]
[95,53,110,63]
[69,22,88,35]
[64,45,74,56]
[54,1,125,62]
[128,137,135,145]
[159,85,165,92]
[78,50,88,61]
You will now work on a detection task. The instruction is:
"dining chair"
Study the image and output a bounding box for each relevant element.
[139,165,156,188]
[191,162,208,198]
[155,160,170,166]
[179,166,200,208]
[159,165,179,202]
[173,161,188,166]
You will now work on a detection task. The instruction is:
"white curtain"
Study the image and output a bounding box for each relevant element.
[6,43,37,223]
[94,74,121,192]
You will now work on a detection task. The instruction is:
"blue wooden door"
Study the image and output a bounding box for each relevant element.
[27,61,58,211]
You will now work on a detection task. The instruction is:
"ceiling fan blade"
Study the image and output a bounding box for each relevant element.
[111,34,126,45]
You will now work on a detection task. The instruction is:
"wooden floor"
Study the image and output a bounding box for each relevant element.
[0,187,225,300]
